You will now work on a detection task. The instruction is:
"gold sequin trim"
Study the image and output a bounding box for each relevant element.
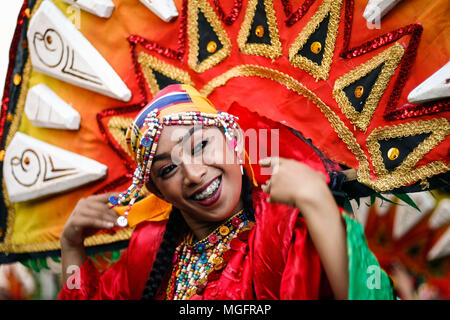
[107,116,135,158]
[366,118,450,189]
[0,228,133,253]
[288,0,342,80]
[333,43,404,132]
[237,0,282,59]
[138,52,193,97]
[187,0,231,73]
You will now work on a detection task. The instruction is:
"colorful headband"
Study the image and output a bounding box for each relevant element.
[109,84,241,227]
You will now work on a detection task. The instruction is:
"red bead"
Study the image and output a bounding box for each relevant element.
[231,217,241,227]
[208,234,218,244]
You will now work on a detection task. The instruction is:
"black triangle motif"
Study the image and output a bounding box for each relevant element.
[153,70,181,90]
[246,0,272,45]
[295,14,330,66]
[288,0,342,80]
[378,133,431,172]
[332,43,405,131]
[197,10,224,64]
[343,63,384,113]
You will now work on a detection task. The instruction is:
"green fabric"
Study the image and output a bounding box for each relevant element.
[343,214,395,300]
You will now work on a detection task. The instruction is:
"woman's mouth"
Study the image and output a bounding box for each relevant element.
[191,175,222,206]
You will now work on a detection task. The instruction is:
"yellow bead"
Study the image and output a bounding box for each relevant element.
[6,113,14,123]
[255,25,264,37]
[206,41,217,53]
[387,147,399,160]
[24,8,31,18]
[0,150,5,162]
[354,85,364,98]
[13,74,22,86]
[219,225,229,236]
[310,41,322,54]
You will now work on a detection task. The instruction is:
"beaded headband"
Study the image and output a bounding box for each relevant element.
[109,84,241,227]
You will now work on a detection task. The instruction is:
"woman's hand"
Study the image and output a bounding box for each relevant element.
[259,157,349,299]
[60,192,120,249]
[259,157,330,213]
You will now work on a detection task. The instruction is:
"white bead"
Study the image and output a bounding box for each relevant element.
[117,216,128,227]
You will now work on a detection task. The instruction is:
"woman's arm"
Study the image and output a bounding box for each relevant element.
[259,157,349,299]
[60,193,119,284]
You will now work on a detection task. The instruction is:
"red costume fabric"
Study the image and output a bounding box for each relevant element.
[58,189,333,300]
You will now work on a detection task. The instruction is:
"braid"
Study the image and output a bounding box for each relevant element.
[141,171,255,300]
[241,170,255,221]
[141,207,184,300]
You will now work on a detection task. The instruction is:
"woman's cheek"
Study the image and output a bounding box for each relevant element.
[158,178,180,202]
[203,147,223,166]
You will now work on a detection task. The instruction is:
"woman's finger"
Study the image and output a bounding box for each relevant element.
[74,216,115,230]
[87,201,120,217]
[259,157,272,167]
[79,208,117,225]
[259,157,281,174]
[90,192,121,203]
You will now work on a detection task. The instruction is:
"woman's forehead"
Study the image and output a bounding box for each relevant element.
[155,125,220,154]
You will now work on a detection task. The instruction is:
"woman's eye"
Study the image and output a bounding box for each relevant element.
[192,139,209,155]
[159,164,177,178]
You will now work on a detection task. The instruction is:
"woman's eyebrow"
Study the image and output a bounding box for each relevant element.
[178,125,203,144]
[152,152,171,163]
[152,126,203,164]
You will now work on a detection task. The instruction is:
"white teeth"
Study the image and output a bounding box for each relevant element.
[193,177,221,201]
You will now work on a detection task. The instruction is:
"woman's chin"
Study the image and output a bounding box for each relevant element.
[181,174,242,220]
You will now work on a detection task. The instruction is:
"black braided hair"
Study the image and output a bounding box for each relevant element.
[240,170,255,221]
[140,171,255,300]
[141,207,184,300]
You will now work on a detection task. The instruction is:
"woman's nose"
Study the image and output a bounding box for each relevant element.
[181,162,207,186]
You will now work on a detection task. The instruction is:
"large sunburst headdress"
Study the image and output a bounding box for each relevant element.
[109,84,242,227]
[0,0,448,271]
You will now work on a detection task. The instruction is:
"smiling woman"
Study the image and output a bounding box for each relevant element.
[58,84,395,300]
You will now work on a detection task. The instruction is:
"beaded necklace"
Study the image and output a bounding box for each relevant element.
[166,209,251,300]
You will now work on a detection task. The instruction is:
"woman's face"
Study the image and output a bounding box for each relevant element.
[148,124,243,223]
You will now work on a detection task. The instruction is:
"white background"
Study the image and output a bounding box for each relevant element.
[0,1,25,93]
